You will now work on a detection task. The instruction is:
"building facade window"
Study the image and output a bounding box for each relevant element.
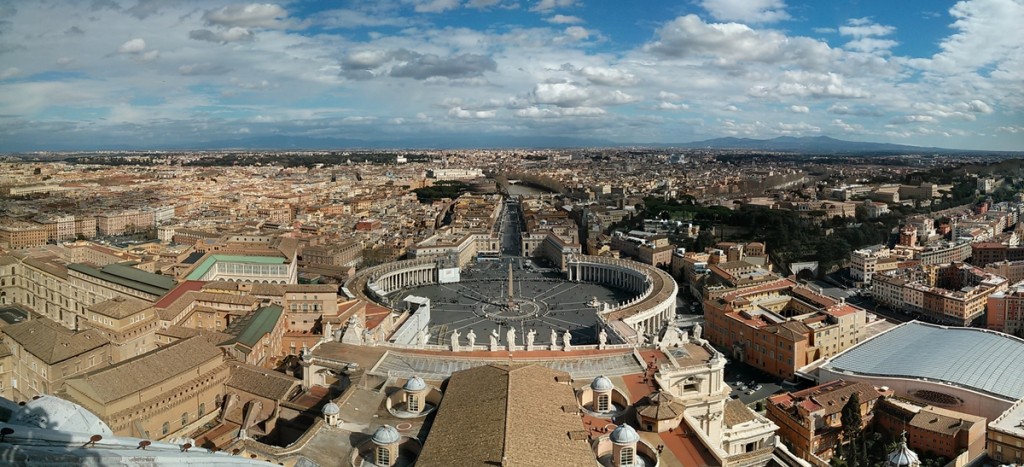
[181,412,188,426]
[198,403,205,418]
[376,446,390,465]
[597,394,610,412]
[620,447,634,466]
[162,422,170,435]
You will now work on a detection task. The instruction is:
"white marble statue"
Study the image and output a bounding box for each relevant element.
[692,323,703,341]
[526,329,536,350]
[506,327,516,350]
[550,328,558,348]
[598,328,608,349]
[490,329,500,349]
[418,329,430,346]
[323,321,333,342]
[451,329,461,351]
[467,329,476,348]
[562,330,573,351]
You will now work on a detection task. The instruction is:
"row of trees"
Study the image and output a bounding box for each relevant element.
[638,197,893,270]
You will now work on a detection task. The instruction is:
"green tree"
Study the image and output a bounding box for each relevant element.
[841,392,863,463]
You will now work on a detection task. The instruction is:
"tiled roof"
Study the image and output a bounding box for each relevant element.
[63,337,223,404]
[416,364,595,467]
[724,399,758,428]
[636,391,685,420]
[88,296,151,319]
[1,318,108,364]
[225,362,300,401]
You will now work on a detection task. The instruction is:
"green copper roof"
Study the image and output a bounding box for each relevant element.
[185,254,286,281]
[231,304,284,349]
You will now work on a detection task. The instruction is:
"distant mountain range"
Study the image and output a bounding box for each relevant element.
[674,136,965,154]
[6,134,1018,155]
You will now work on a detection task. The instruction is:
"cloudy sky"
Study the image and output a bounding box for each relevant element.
[0,0,1022,151]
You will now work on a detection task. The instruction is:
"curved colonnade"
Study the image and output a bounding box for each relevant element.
[344,255,677,342]
[567,255,677,337]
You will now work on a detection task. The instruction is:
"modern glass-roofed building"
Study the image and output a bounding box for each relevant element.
[817,321,1024,421]
[185,254,296,284]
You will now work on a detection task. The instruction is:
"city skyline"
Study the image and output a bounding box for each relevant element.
[0,0,1022,152]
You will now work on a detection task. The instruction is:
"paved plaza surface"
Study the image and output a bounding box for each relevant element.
[391,257,637,346]
[371,348,644,380]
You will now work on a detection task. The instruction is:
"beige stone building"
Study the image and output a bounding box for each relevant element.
[1,316,111,401]
[86,296,161,362]
[0,222,48,249]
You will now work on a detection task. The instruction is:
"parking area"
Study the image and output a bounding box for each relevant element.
[722,359,790,404]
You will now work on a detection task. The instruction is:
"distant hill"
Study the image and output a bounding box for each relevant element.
[130,134,619,151]
[676,136,963,154]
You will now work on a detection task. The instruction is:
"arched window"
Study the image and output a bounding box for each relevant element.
[620,446,635,466]
[198,403,205,418]
[597,393,610,412]
[181,412,188,426]
[376,446,391,466]
[162,422,170,436]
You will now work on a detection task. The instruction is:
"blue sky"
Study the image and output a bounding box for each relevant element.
[0,0,1021,151]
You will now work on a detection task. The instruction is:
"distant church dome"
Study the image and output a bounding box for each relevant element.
[321,402,340,416]
[403,376,427,392]
[372,425,402,445]
[591,375,614,392]
[887,433,921,467]
[610,424,640,445]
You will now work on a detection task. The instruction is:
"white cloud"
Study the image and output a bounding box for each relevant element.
[203,3,289,29]
[645,15,834,68]
[749,71,870,99]
[831,118,863,133]
[789,105,809,113]
[839,19,895,38]
[546,14,582,24]
[314,9,410,29]
[700,0,790,23]
[408,0,461,13]
[467,0,502,9]
[563,26,590,41]
[775,121,820,134]
[532,82,590,107]
[889,114,936,124]
[514,106,606,118]
[844,38,898,54]
[448,106,496,119]
[656,101,689,110]
[189,27,255,43]
[531,0,576,12]
[914,0,1024,75]
[117,38,147,54]
[838,18,897,53]
[0,67,22,79]
[577,66,638,86]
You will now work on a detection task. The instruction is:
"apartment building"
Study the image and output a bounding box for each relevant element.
[872,262,1007,326]
[96,209,155,235]
[703,279,866,380]
[0,222,48,249]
